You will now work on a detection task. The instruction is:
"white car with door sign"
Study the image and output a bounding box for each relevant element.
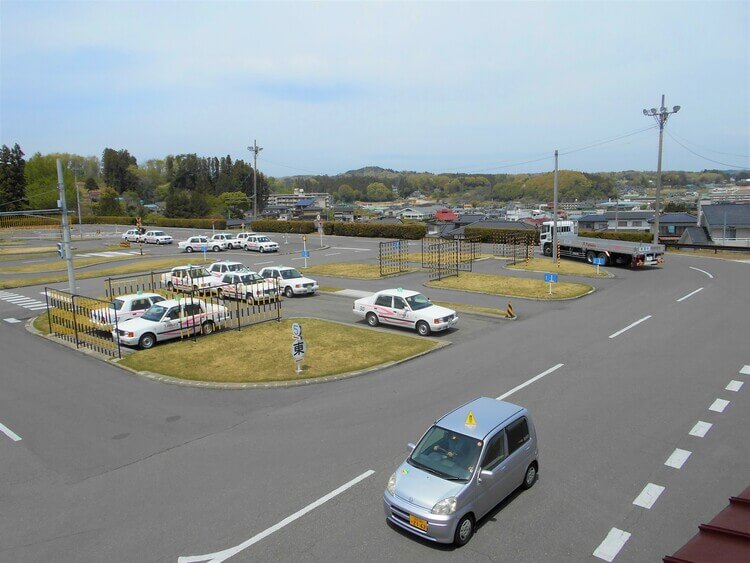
[216,271,278,303]
[244,235,279,253]
[258,266,318,298]
[353,289,458,336]
[178,236,211,253]
[160,266,221,292]
[89,292,166,330]
[113,298,228,349]
[207,261,249,278]
[122,229,143,242]
[143,230,173,245]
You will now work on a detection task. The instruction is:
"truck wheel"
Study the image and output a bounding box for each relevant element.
[139,333,156,349]
[366,312,379,327]
[186,246,194,253]
[597,252,609,266]
[416,321,431,336]
[543,244,552,257]
[453,514,474,546]
[586,250,596,263]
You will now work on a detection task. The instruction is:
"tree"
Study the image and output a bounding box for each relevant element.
[97,187,124,216]
[337,184,357,202]
[165,187,192,218]
[0,144,27,211]
[24,153,75,209]
[366,182,392,201]
[219,191,250,218]
[190,189,210,217]
[102,148,138,193]
[84,177,99,191]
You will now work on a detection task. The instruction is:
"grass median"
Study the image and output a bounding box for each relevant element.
[119,318,438,383]
[303,262,417,279]
[427,272,592,299]
[506,257,609,277]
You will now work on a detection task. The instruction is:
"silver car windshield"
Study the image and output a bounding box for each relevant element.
[405,293,432,311]
[141,305,167,322]
[280,269,302,280]
[408,426,482,482]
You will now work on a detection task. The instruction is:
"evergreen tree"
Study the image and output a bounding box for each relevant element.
[0,143,27,211]
[96,187,124,216]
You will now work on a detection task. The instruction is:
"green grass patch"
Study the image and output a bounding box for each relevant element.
[402,252,493,264]
[33,313,51,334]
[119,318,438,383]
[506,257,609,277]
[432,300,510,318]
[0,255,139,274]
[426,272,592,300]
[0,245,56,255]
[303,262,417,279]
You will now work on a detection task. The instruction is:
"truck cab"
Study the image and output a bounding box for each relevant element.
[539,220,577,246]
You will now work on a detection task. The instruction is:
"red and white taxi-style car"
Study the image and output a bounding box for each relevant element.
[160,265,222,292]
[207,261,249,278]
[353,288,458,336]
[89,292,166,330]
[215,271,278,303]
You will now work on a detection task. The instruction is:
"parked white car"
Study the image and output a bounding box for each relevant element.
[113,298,228,349]
[122,229,142,242]
[210,233,238,250]
[89,292,166,330]
[160,266,222,292]
[235,232,257,246]
[353,289,458,336]
[216,271,278,303]
[143,230,173,245]
[207,261,249,278]
[178,236,211,253]
[245,235,279,253]
[258,266,318,298]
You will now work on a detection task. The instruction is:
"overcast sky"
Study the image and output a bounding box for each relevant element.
[1,1,748,177]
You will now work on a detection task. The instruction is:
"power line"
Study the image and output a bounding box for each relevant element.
[666,131,750,169]
[559,126,656,156]
[667,129,749,159]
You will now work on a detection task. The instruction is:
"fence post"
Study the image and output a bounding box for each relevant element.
[150,272,155,291]
[235,283,241,331]
[276,279,281,322]
[44,288,52,334]
[71,293,80,348]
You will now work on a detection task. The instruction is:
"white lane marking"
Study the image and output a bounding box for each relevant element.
[740,365,750,376]
[709,398,730,412]
[0,421,22,441]
[608,316,651,339]
[335,289,372,298]
[497,364,564,401]
[665,448,691,469]
[291,257,305,261]
[3,318,21,324]
[593,528,631,562]
[689,266,714,279]
[332,247,370,251]
[324,252,341,256]
[633,483,665,509]
[726,380,744,392]
[40,292,48,296]
[178,469,375,563]
[255,261,273,266]
[676,287,704,302]
[689,421,712,437]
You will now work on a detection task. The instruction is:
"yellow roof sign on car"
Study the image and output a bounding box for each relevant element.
[465,410,477,428]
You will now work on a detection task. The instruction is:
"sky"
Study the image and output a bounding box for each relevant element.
[1,1,748,177]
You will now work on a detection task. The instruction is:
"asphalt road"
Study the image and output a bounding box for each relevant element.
[0,239,748,562]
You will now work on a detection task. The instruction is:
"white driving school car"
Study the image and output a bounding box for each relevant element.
[353,289,458,336]
[89,292,166,330]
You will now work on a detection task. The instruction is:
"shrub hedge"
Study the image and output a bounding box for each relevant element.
[82,216,227,229]
[250,219,316,234]
[579,230,653,243]
[464,226,539,243]
[250,219,426,239]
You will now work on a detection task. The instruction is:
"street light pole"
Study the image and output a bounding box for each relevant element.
[643,95,680,244]
[57,159,76,292]
[552,149,558,263]
[248,139,263,221]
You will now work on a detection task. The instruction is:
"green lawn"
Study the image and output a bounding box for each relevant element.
[302,262,416,279]
[427,272,592,299]
[507,257,609,277]
[119,318,438,383]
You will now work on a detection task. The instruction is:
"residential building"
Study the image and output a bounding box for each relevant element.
[648,212,698,242]
[700,202,750,245]
[267,188,332,210]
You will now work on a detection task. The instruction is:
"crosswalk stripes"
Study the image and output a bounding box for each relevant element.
[0,291,48,312]
[75,251,140,258]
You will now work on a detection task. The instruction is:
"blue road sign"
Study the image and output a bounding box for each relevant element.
[301,250,310,258]
[200,244,207,253]
[593,257,605,266]
[544,273,558,283]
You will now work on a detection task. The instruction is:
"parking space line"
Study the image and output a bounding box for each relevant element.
[632,483,665,509]
[726,380,743,392]
[740,365,750,376]
[291,257,305,261]
[324,252,341,256]
[0,421,22,441]
[689,266,714,279]
[676,287,703,302]
[178,469,375,563]
[709,398,730,412]
[255,261,273,266]
[608,316,651,339]
[665,448,691,469]
[332,247,370,251]
[3,318,22,324]
[496,363,564,401]
[593,528,631,562]
[689,421,712,437]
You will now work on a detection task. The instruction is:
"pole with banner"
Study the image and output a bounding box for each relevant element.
[291,323,306,374]
[302,235,309,268]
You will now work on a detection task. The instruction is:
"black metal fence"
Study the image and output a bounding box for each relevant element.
[45,288,122,358]
[379,239,410,276]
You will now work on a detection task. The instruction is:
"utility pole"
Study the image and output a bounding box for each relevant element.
[72,165,83,239]
[615,191,619,232]
[643,95,680,244]
[248,139,263,220]
[552,149,559,263]
[57,159,76,292]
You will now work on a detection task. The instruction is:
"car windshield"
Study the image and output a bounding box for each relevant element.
[239,273,263,283]
[258,236,270,242]
[280,269,302,279]
[153,231,165,236]
[408,426,482,482]
[189,268,211,278]
[405,293,432,310]
[227,264,246,272]
[141,304,168,322]
[110,299,125,311]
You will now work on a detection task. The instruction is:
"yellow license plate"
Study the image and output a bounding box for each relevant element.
[409,514,428,532]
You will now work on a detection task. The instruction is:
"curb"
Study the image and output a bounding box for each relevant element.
[503,263,616,279]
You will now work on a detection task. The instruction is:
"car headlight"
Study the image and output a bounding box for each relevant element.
[431,497,457,515]
[386,472,397,496]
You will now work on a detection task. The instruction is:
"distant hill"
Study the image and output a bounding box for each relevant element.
[339,166,405,179]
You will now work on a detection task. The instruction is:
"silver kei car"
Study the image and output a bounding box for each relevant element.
[383,397,538,546]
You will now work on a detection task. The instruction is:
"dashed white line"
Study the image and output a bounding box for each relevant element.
[255,261,273,266]
[608,316,651,339]
[726,380,744,392]
[178,469,375,563]
[496,364,564,401]
[689,421,712,437]
[740,365,750,376]
[0,421,22,441]
[3,318,21,324]
[676,287,703,302]
[324,252,341,256]
[709,398,730,412]
[332,247,370,251]
[665,448,691,469]
[291,257,305,261]
[593,528,631,562]
[633,483,665,509]
[689,266,714,279]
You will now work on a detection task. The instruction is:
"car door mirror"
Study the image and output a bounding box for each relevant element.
[407,443,416,452]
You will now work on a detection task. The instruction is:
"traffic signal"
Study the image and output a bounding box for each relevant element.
[136,216,145,235]
[57,242,64,259]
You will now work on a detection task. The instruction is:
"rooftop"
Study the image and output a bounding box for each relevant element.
[438,397,523,440]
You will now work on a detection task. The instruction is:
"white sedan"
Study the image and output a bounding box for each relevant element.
[89,292,166,330]
[258,266,318,298]
[244,235,279,253]
[353,289,458,336]
[143,230,173,244]
[122,229,142,242]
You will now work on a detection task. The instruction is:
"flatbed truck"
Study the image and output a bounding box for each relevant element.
[539,221,665,267]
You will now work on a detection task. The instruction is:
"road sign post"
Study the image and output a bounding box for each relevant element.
[201,243,207,262]
[544,273,558,295]
[302,236,308,268]
[593,256,605,275]
[291,323,306,374]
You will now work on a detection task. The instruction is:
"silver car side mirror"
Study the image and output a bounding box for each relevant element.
[407,443,416,451]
